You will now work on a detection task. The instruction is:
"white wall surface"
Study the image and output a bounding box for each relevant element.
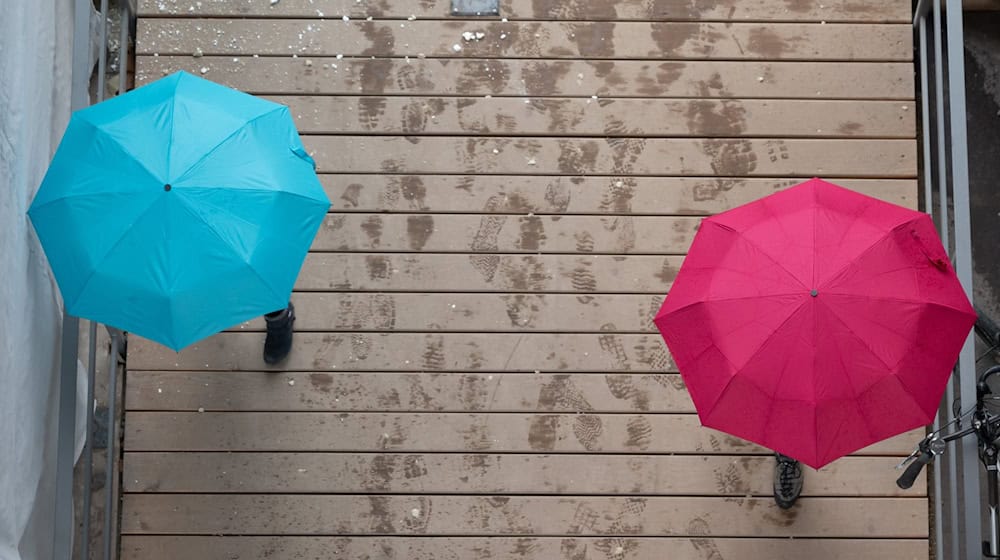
[0,0,76,558]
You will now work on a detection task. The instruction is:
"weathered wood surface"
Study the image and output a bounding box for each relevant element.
[311,213,700,254]
[123,453,921,495]
[280,97,915,137]
[126,371,693,412]
[127,0,926,555]
[227,293,663,332]
[122,412,920,455]
[126,332,676,371]
[138,0,910,22]
[303,136,916,176]
[320,175,918,213]
[140,20,911,61]
[121,536,929,560]
[296,253,682,292]
[121,495,927,537]
[136,57,915,99]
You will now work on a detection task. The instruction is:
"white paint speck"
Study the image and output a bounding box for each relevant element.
[452,43,462,52]
[342,15,350,21]
[411,508,421,517]
[197,407,205,413]
[199,67,209,74]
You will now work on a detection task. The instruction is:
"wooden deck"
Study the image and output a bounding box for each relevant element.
[123,1,926,558]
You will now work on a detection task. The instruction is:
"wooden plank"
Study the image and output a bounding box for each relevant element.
[120,494,927,537]
[296,253,682,293]
[139,20,912,61]
[121,536,929,560]
[122,412,921,455]
[137,0,911,23]
[303,136,916,176]
[136,57,915,99]
[230,293,663,332]
[125,332,676,371]
[321,175,919,213]
[279,97,915,137]
[126,371,692,412]
[123,453,921,496]
[312,214,700,254]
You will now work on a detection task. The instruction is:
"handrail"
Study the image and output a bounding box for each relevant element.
[913,1,979,558]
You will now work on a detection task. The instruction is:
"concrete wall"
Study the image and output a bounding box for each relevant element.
[0,1,76,559]
[966,14,1000,338]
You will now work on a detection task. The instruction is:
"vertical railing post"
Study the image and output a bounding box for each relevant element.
[943,1,982,558]
[914,0,978,556]
[53,0,95,556]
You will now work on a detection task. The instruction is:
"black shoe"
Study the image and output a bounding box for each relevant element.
[773,453,803,509]
[263,303,295,364]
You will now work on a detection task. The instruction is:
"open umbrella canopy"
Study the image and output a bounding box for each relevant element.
[654,178,975,468]
[28,71,330,350]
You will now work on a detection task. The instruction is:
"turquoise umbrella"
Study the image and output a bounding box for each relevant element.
[28,71,330,350]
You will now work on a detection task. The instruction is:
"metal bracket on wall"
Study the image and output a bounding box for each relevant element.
[451,0,499,16]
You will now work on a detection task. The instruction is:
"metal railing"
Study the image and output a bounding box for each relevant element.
[54,1,135,558]
[913,1,979,558]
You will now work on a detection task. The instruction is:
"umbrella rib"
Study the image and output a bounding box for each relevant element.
[171,106,286,185]
[699,298,808,423]
[67,195,166,311]
[824,306,880,444]
[78,117,165,185]
[750,300,813,456]
[177,185,330,207]
[29,120,165,213]
[172,195,287,305]
[823,291,977,317]
[818,216,925,291]
[707,220,810,292]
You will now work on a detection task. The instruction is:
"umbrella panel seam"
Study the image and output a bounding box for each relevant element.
[171,195,287,306]
[65,194,167,311]
[171,105,286,185]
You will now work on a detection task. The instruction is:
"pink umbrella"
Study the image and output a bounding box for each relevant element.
[654,178,976,468]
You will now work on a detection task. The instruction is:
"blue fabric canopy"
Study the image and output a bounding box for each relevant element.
[28,71,330,350]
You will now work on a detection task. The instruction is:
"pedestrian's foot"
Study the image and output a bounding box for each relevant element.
[263,302,295,364]
[773,453,803,509]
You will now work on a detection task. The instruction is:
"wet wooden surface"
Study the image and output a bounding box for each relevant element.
[315,175,918,214]
[138,0,910,22]
[121,536,928,560]
[126,0,926,557]
[140,20,911,60]
[137,57,914,98]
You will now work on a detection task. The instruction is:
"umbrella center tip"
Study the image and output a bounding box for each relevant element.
[810,289,818,297]
[164,184,172,192]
